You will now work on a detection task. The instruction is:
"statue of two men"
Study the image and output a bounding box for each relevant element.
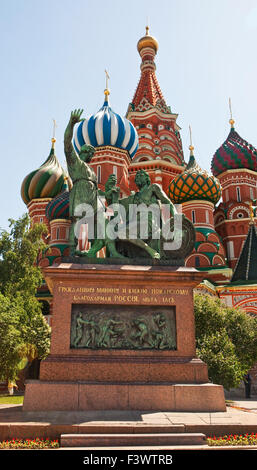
[64,109,177,260]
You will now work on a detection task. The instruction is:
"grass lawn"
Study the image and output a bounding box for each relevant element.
[0,395,24,404]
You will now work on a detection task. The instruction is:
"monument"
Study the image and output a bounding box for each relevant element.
[23,109,226,412]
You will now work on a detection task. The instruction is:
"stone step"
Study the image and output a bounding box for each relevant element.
[76,424,186,434]
[60,432,207,447]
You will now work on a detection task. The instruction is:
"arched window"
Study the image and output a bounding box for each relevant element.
[236,187,241,202]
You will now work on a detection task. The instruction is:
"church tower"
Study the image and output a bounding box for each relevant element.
[212,114,257,269]
[168,137,226,269]
[127,27,185,194]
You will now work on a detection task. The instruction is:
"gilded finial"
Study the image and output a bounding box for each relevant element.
[137,23,158,53]
[51,119,57,148]
[189,125,194,155]
[229,97,235,129]
[104,69,110,102]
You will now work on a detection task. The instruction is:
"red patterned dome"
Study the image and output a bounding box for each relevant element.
[211,124,257,177]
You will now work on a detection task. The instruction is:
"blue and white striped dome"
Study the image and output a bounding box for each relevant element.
[73,97,139,158]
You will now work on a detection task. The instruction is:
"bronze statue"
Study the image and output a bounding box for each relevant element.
[104,174,120,207]
[64,109,124,258]
[117,169,176,258]
[64,111,194,262]
[64,109,100,255]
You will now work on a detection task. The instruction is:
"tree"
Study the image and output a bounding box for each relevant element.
[0,214,51,382]
[194,293,257,390]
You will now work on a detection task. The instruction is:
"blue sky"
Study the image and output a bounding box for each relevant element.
[1,0,257,230]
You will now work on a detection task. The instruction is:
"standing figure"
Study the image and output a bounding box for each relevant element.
[74,313,99,348]
[74,313,86,347]
[151,313,173,349]
[64,110,125,258]
[243,373,252,399]
[64,109,105,256]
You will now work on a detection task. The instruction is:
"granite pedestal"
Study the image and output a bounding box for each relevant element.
[23,262,226,412]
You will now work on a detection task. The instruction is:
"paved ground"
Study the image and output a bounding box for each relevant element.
[0,400,257,456]
[0,397,257,438]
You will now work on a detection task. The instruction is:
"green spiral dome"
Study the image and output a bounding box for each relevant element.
[21,142,70,205]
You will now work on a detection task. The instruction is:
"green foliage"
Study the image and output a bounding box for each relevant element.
[196,328,242,390]
[0,214,46,296]
[0,295,23,381]
[0,214,51,382]
[194,294,257,390]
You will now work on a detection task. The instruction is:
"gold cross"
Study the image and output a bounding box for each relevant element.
[51,119,57,147]
[104,70,110,100]
[229,98,235,127]
[105,70,110,90]
[229,98,232,119]
[53,119,57,138]
[146,16,150,35]
[189,125,194,154]
[189,125,193,146]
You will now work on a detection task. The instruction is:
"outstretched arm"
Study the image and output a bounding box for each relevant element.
[64,109,84,166]
[151,184,176,217]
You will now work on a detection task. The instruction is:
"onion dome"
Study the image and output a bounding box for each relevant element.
[137,25,158,53]
[211,119,257,177]
[45,177,70,221]
[168,145,221,204]
[21,138,71,205]
[73,90,139,159]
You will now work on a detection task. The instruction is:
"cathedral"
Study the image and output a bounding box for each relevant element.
[20,25,257,359]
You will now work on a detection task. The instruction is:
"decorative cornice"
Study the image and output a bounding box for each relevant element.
[129,159,185,173]
[27,198,52,206]
[218,168,257,179]
[127,107,179,122]
[50,219,71,225]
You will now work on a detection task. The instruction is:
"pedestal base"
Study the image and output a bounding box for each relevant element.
[39,355,209,383]
[23,263,226,414]
[23,380,226,412]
